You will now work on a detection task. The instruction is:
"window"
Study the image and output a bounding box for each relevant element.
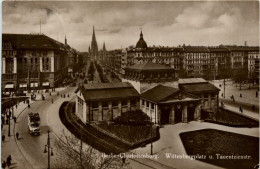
[92,102,99,109]
[151,103,155,109]
[121,100,127,106]
[130,99,136,105]
[35,58,37,63]
[112,101,118,107]
[102,101,109,108]
[142,100,145,106]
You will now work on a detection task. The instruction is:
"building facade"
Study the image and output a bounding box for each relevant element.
[104,30,259,80]
[2,34,78,92]
[75,82,139,124]
[178,78,220,120]
[122,62,177,93]
[140,85,201,124]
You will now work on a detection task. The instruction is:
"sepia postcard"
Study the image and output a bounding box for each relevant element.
[1,1,259,169]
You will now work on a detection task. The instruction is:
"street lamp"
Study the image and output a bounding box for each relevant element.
[8,109,11,137]
[44,130,54,169]
[150,111,153,155]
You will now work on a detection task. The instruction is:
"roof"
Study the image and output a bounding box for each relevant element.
[2,33,66,50]
[76,82,139,101]
[83,82,132,90]
[136,31,148,49]
[141,84,179,102]
[179,83,220,93]
[208,47,230,52]
[125,62,174,71]
[183,46,209,53]
[178,78,207,84]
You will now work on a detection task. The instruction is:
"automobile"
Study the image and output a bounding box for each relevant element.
[28,112,41,136]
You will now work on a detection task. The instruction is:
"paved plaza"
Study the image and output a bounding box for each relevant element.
[132,121,259,169]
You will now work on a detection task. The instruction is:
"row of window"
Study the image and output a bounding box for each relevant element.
[91,99,137,109]
[2,50,16,56]
[141,100,155,109]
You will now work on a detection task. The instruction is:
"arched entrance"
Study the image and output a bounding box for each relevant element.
[174,104,182,123]
[161,105,170,125]
[187,103,195,122]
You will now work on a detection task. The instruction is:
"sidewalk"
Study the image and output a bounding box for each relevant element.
[1,96,35,169]
[222,103,259,121]
[1,88,63,168]
[211,81,259,106]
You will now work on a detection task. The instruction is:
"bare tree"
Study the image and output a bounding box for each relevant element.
[54,131,131,169]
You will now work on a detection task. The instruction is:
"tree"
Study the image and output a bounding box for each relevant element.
[218,67,233,98]
[233,67,248,90]
[54,131,131,169]
[178,69,189,78]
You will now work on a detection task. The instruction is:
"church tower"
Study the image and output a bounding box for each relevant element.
[65,35,67,45]
[90,26,99,61]
[102,42,106,61]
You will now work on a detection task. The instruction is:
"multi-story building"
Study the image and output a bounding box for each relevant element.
[2,33,78,92]
[248,47,260,83]
[105,30,259,80]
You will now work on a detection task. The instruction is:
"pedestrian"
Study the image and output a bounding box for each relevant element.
[68,94,69,98]
[14,116,17,123]
[2,114,5,125]
[50,92,51,96]
[240,93,242,98]
[28,104,30,108]
[256,91,258,98]
[5,116,9,125]
[16,132,19,140]
[57,92,59,96]
[252,105,255,111]
[122,157,126,165]
[15,104,17,109]
[6,155,12,167]
[2,160,6,169]
[239,106,243,113]
[2,135,5,142]
[221,93,223,97]
[51,99,53,104]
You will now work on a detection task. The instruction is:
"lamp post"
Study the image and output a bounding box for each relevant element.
[8,109,11,137]
[44,130,54,169]
[150,111,153,155]
[11,93,14,119]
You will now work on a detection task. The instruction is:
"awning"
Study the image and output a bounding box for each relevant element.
[5,84,14,89]
[42,82,50,86]
[19,84,27,88]
[30,83,38,87]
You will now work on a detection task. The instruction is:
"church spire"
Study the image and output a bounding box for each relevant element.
[91,25,98,60]
[140,30,143,39]
[103,42,106,51]
[65,35,67,45]
[92,26,96,42]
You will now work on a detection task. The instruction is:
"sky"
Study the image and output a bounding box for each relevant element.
[2,1,259,52]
